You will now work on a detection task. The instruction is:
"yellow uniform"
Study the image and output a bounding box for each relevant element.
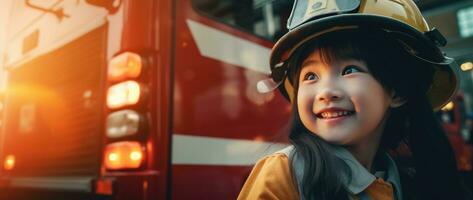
[238,145,402,200]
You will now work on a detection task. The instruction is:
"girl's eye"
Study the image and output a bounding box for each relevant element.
[342,65,363,75]
[303,72,319,81]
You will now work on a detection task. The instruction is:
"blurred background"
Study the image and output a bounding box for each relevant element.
[0,0,13,89]
[0,0,473,200]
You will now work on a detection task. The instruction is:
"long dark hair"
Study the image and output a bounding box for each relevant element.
[285,29,471,200]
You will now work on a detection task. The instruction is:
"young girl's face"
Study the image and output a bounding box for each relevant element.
[297,50,394,146]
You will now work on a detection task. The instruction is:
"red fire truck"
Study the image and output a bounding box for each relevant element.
[437,94,473,172]
[0,0,293,199]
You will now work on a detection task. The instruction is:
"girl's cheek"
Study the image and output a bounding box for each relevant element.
[296,90,304,110]
[296,91,310,110]
[297,88,317,113]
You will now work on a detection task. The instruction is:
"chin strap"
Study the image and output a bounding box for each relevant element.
[256,78,283,93]
[257,62,287,94]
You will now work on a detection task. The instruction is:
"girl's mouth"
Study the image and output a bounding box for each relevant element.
[316,110,356,119]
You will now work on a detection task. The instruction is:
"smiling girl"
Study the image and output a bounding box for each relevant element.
[238,0,472,200]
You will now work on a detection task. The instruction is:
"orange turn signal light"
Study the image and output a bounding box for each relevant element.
[108,52,142,82]
[104,141,144,170]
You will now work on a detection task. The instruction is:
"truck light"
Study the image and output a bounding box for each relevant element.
[107,81,141,109]
[106,110,141,138]
[108,52,142,82]
[104,141,144,170]
[441,101,454,111]
[4,155,15,170]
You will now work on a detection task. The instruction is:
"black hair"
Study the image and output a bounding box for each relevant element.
[285,29,472,200]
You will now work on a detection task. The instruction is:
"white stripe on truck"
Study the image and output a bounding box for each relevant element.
[186,19,271,74]
[172,134,287,166]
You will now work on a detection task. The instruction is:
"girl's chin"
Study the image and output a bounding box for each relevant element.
[316,134,352,145]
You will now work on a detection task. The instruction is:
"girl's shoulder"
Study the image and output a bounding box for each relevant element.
[250,145,295,176]
[252,145,296,169]
[273,145,296,157]
[237,145,300,200]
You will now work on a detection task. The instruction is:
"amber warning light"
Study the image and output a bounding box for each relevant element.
[104,141,144,170]
[108,52,142,82]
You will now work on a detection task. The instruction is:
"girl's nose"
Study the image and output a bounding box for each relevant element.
[316,88,343,102]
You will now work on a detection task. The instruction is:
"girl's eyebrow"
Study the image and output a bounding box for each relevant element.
[301,59,321,68]
[341,59,369,70]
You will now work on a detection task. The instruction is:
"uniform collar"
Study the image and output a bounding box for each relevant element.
[328,144,403,200]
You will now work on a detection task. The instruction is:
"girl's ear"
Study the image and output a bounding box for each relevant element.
[390,92,407,108]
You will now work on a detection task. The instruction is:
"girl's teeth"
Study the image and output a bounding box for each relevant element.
[320,111,352,119]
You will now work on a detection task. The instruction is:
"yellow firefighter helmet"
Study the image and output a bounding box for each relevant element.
[267,0,457,110]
